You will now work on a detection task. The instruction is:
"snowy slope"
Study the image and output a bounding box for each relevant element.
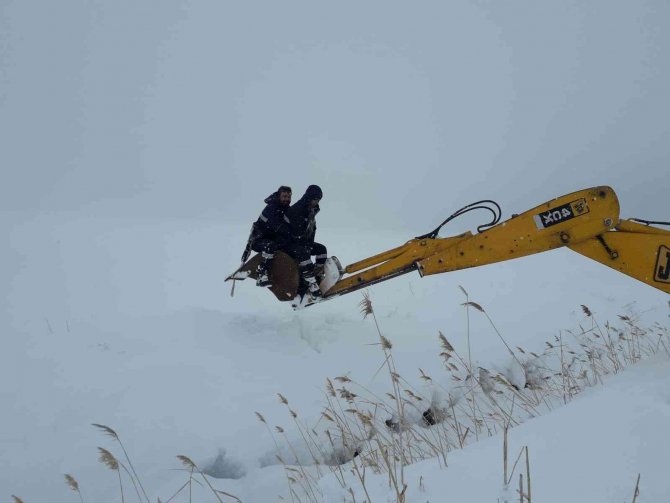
[321,354,670,503]
[1,213,667,502]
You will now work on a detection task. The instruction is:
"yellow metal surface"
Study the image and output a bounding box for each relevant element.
[326,233,472,296]
[569,224,670,294]
[616,219,670,236]
[418,186,620,276]
[326,186,621,298]
[344,241,414,274]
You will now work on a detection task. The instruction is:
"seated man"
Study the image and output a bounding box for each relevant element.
[247,186,292,287]
[284,184,327,298]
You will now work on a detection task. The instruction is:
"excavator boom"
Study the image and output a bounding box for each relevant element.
[569,219,670,293]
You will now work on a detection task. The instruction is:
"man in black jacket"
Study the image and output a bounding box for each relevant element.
[247,186,292,287]
[284,184,327,298]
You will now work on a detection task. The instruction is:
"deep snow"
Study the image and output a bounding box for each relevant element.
[1,212,668,502]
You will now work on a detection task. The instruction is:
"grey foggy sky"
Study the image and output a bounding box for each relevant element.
[1,1,668,232]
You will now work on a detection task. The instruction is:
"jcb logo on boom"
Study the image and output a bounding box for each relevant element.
[534,199,589,230]
[655,245,670,284]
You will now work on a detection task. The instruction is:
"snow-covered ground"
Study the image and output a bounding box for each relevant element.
[2,212,667,502]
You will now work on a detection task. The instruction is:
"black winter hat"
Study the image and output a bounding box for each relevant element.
[305,184,323,200]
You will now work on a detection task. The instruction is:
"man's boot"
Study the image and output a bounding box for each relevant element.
[304,274,322,298]
[297,260,322,298]
[256,251,273,287]
[314,263,325,282]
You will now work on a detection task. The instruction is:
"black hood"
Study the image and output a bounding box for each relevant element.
[263,192,279,204]
[296,185,323,205]
[304,184,322,201]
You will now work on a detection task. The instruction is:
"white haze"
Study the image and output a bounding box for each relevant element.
[2,1,669,229]
[1,1,670,502]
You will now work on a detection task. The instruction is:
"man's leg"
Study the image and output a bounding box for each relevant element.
[285,243,321,298]
[251,239,278,287]
[312,242,328,279]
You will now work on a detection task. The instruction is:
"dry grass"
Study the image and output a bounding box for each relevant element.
[258,294,668,502]
[92,423,150,503]
[32,424,245,503]
[64,473,85,503]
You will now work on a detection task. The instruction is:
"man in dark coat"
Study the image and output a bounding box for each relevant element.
[284,184,327,298]
[247,185,292,287]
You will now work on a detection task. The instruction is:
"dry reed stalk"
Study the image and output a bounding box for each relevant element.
[359,292,373,318]
[503,426,508,488]
[92,424,150,503]
[163,479,192,503]
[349,451,373,503]
[525,446,531,502]
[631,473,641,503]
[278,393,325,478]
[559,331,568,404]
[507,446,526,487]
[587,310,623,373]
[466,302,525,371]
[64,473,85,503]
[177,455,241,503]
[377,443,401,495]
[323,429,347,486]
[276,428,321,502]
[97,447,124,503]
[216,489,245,501]
[176,456,195,502]
[255,412,296,503]
[439,338,478,432]
[440,330,521,432]
[458,285,474,375]
[373,314,408,487]
[325,390,363,452]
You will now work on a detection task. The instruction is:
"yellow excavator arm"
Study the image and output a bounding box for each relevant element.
[323,186,670,300]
